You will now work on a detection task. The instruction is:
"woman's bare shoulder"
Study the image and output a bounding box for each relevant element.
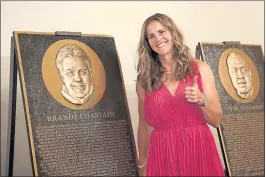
[192,58,211,73]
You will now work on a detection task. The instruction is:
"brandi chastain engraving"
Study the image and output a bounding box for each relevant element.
[46,112,115,122]
[56,44,94,105]
[226,52,253,99]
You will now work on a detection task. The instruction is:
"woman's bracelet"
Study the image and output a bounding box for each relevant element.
[138,160,147,168]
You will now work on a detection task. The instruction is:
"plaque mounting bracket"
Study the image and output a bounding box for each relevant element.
[222,41,241,45]
[55,31,82,36]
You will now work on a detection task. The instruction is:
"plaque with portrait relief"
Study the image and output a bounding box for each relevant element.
[12,31,139,176]
[197,42,264,176]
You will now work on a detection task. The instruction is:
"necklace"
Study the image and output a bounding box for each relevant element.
[165,69,176,74]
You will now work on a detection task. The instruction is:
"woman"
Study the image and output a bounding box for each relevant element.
[136,13,225,176]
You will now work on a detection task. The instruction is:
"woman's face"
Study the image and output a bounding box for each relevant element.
[146,20,174,57]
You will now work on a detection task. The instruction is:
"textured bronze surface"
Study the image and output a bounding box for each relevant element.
[14,32,138,176]
[199,42,264,177]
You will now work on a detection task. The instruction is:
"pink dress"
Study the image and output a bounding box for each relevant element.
[144,62,225,176]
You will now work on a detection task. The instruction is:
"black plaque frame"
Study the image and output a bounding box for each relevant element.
[197,42,265,176]
[7,37,17,177]
[8,31,139,176]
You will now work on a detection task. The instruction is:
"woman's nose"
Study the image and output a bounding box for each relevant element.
[154,34,162,42]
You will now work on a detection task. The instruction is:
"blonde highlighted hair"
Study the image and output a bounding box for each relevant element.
[137,13,193,92]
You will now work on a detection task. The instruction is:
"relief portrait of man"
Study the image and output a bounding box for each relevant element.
[55,44,94,105]
[226,52,253,99]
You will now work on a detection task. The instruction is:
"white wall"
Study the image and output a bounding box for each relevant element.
[1,1,264,176]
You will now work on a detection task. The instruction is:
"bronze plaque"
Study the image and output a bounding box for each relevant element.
[198,42,264,176]
[13,32,138,176]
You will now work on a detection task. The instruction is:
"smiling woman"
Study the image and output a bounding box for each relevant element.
[136,13,225,176]
[137,13,193,92]
[146,21,174,57]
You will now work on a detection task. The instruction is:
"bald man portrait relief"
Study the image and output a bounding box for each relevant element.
[56,44,94,105]
[226,52,253,99]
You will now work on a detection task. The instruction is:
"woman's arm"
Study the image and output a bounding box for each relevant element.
[136,81,151,176]
[185,60,223,128]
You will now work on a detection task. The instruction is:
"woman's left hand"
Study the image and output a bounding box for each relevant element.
[184,75,205,105]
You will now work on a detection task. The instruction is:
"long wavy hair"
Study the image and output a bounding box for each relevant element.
[137,13,193,92]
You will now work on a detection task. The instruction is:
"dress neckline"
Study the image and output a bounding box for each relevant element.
[163,80,182,97]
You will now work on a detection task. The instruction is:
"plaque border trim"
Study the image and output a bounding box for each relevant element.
[199,42,261,46]
[199,41,264,177]
[13,31,113,37]
[12,31,139,176]
[200,42,264,57]
[14,31,39,176]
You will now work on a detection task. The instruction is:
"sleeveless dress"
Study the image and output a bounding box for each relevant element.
[144,62,225,176]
